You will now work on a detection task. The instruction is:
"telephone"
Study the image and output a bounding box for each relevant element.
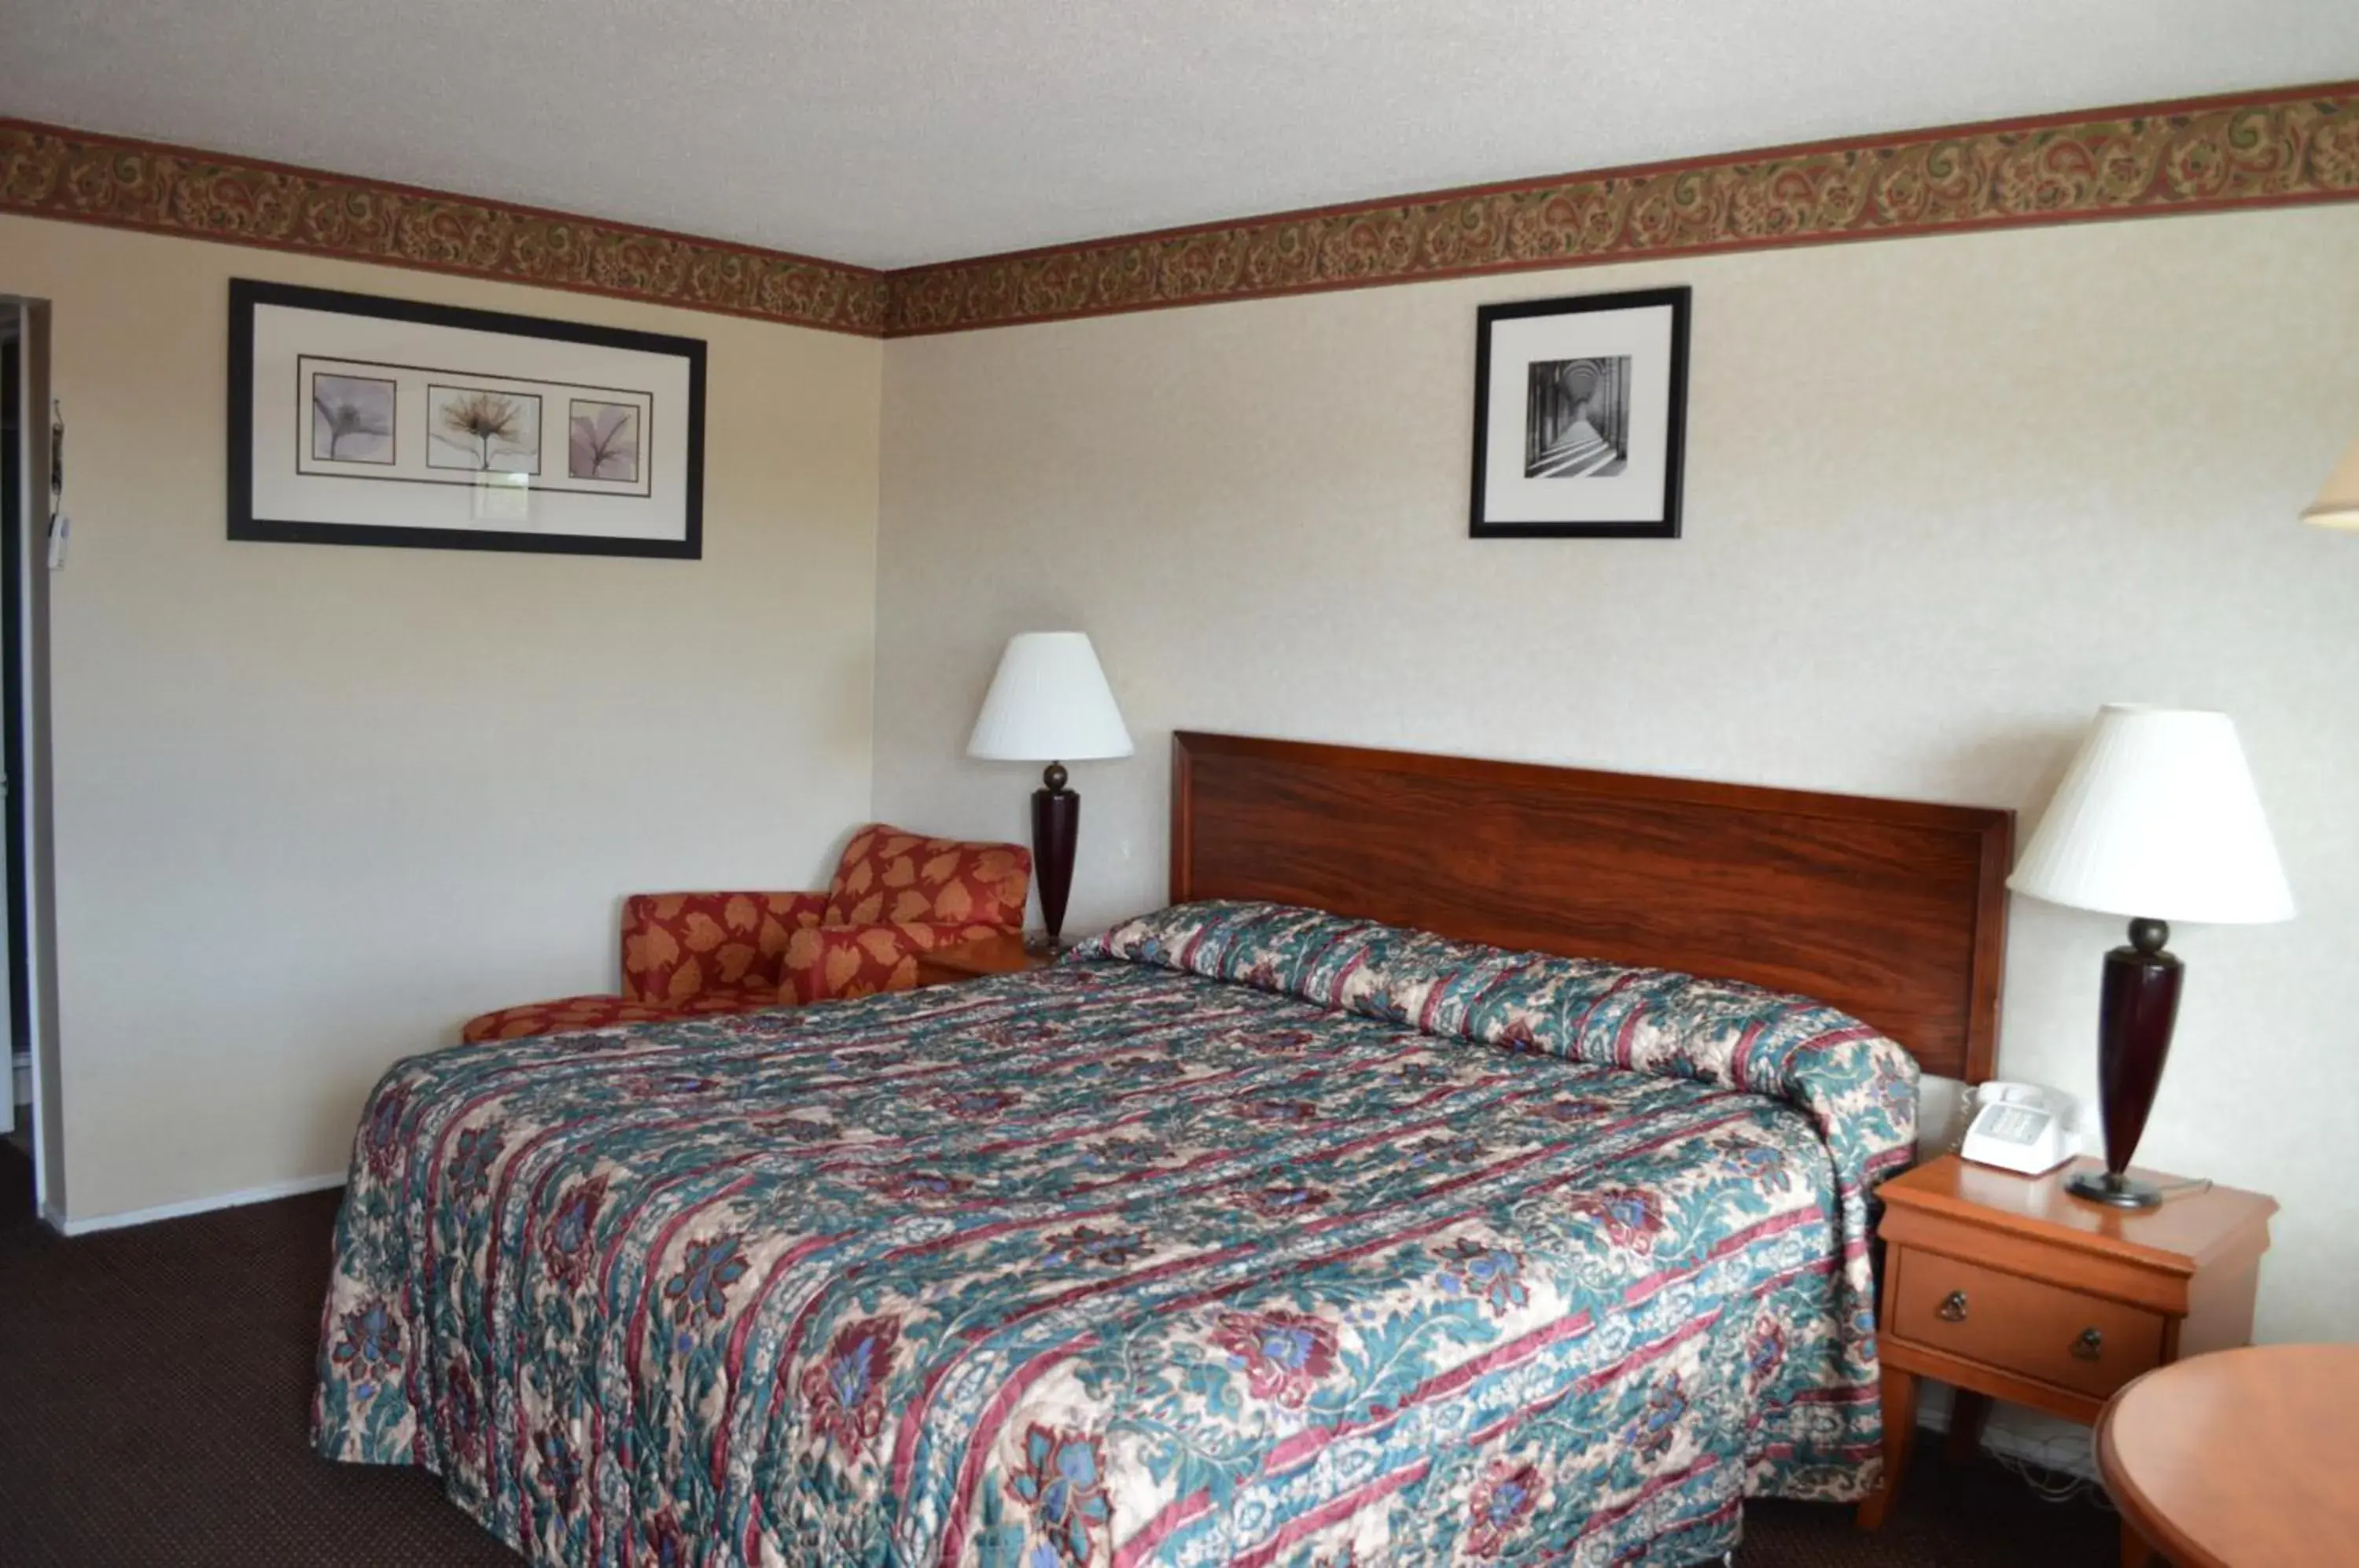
[1959,1082,2077,1176]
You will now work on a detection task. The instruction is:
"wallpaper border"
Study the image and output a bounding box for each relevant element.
[885,79,2359,335]
[7,79,2357,341]
[0,119,890,337]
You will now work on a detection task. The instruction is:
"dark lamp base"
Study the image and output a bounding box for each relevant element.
[1031,763,1080,950]
[2068,914,2184,1216]
[2066,1169,2163,1209]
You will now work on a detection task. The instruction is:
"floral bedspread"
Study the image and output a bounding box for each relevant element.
[315,901,1916,1566]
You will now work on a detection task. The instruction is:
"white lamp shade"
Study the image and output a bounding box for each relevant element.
[2009,705,2293,925]
[967,631,1134,762]
[2302,431,2359,530]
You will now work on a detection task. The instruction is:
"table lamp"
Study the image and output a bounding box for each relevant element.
[967,631,1133,949]
[2299,428,2359,529]
[2008,705,2293,1208]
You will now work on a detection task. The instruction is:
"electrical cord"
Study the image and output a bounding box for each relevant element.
[1989,1426,2111,1508]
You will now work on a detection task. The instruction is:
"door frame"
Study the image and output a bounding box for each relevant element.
[2,296,63,1220]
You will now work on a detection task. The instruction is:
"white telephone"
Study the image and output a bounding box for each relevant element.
[1959,1082,2077,1176]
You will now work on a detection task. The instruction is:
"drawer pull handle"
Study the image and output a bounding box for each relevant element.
[1936,1290,1968,1323]
[2073,1328,2103,1361]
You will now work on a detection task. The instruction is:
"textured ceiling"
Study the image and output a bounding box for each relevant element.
[6,1,2358,270]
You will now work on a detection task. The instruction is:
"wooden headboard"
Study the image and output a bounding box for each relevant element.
[1170,732,2011,1082]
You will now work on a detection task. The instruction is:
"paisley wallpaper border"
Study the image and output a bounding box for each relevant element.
[0,120,890,336]
[7,79,2358,341]
[885,79,2359,336]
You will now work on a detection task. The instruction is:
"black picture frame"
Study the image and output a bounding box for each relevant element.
[1469,285,1691,539]
[227,279,705,559]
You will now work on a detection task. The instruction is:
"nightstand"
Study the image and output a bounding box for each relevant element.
[911,933,1052,988]
[1856,1154,2275,1532]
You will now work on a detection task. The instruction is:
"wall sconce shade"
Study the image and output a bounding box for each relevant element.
[2302,432,2359,530]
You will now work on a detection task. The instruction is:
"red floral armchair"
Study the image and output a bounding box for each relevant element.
[460,826,1032,1043]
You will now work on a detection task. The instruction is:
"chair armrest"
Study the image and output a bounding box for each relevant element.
[621,891,827,1003]
[825,826,1032,928]
[782,919,1014,1004]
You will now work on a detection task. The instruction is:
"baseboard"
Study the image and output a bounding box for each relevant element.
[52,1172,347,1236]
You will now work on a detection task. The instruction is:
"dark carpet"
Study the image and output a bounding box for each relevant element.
[0,1144,2121,1566]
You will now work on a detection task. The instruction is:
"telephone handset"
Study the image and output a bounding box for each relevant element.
[1958,1081,2076,1176]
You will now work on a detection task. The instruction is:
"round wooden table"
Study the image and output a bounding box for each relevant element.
[2098,1344,2359,1568]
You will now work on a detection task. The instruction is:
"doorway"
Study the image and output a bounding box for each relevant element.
[0,298,61,1222]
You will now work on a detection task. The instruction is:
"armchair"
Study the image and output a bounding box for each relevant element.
[460,825,1031,1043]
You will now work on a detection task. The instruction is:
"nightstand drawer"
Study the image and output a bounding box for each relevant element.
[1891,1250,2165,1399]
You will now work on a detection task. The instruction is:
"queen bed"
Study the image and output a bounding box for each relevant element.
[315,733,2010,1566]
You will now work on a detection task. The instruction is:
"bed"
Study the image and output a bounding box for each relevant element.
[315,732,2011,1566]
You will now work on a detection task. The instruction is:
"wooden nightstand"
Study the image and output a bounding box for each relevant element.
[911,933,1052,988]
[1857,1154,2275,1532]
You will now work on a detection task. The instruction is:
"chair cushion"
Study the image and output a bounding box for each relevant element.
[460,988,781,1044]
[782,921,1010,1004]
[824,824,1031,929]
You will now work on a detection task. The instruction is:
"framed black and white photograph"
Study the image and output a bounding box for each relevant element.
[1470,285,1690,539]
[231,279,703,558]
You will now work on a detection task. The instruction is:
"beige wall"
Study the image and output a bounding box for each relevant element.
[875,204,2359,1345]
[10,197,2355,1342]
[1,215,881,1222]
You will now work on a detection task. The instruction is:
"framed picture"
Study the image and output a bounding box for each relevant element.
[228,279,704,558]
[1470,285,1691,539]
